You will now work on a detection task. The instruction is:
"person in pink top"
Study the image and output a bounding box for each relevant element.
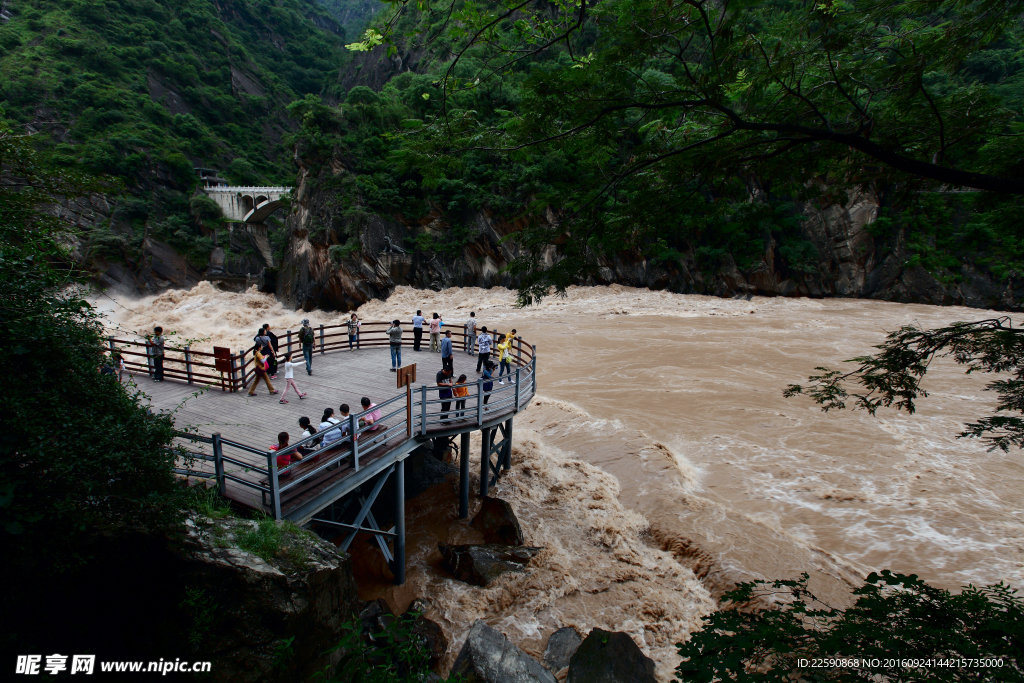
[429,312,443,352]
[361,396,382,431]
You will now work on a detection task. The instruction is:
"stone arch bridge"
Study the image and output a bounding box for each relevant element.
[202,185,292,226]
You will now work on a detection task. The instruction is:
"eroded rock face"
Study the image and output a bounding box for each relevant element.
[471,496,525,546]
[180,516,360,683]
[566,628,657,683]
[452,620,557,683]
[438,543,542,586]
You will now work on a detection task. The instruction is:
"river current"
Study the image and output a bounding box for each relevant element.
[100,283,1024,680]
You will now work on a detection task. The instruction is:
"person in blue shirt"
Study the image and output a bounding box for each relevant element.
[482,361,495,409]
[436,367,454,421]
[441,330,454,373]
[412,309,426,351]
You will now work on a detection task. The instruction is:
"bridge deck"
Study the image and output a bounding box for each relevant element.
[137,345,533,520]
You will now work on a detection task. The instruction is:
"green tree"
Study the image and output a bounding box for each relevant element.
[675,571,1023,682]
[0,119,181,573]
[358,0,1024,301]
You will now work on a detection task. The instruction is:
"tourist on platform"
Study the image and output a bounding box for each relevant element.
[453,374,469,418]
[436,367,454,421]
[278,353,307,404]
[476,326,493,373]
[338,404,354,439]
[497,331,516,384]
[254,328,273,373]
[269,432,302,475]
[412,309,425,351]
[429,313,442,352]
[441,330,454,373]
[298,416,320,455]
[114,352,127,382]
[319,408,342,448]
[263,324,280,378]
[361,397,382,431]
[386,319,403,371]
[149,326,165,381]
[299,319,316,375]
[482,361,495,408]
[465,312,477,355]
[247,348,277,396]
[347,313,361,350]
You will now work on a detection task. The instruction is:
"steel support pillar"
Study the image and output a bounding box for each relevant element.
[480,427,492,497]
[459,431,470,518]
[393,459,406,585]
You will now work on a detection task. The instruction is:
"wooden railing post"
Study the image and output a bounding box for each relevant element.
[267,451,282,519]
[517,337,522,362]
[185,345,193,385]
[349,413,359,471]
[477,378,484,426]
[108,336,115,353]
[239,347,248,389]
[212,433,225,495]
[146,342,154,379]
[532,347,537,394]
[463,324,467,351]
[286,330,292,355]
[319,324,325,354]
[406,383,413,438]
[230,351,239,392]
[420,385,427,436]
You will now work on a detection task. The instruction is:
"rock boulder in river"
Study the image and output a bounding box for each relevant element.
[438,543,541,586]
[471,496,525,545]
[452,620,558,683]
[566,628,657,683]
[543,626,583,672]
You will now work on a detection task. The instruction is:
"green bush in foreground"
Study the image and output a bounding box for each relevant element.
[676,571,1023,682]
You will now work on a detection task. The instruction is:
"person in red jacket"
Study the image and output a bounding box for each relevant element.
[269,432,303,475]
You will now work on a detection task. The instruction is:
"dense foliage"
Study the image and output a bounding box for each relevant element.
[349,0,1024,301]
[0,0,361,269]
[0,121,180,573]
[675,571,1024,682]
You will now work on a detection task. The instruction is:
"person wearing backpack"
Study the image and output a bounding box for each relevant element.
[299,319,316,375]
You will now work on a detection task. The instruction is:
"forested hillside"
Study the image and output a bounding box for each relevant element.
[0,0,368,275]
[275,0,1024,311]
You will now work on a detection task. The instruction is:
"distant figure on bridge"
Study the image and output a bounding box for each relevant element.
[412,309,425,351]
[482,361,495,409]
[454,374,469,418]
[149,326,165,382]
[246,348,277,397]
[476,326,493,373]
[382,236,407,254]
[278,353,306,404]
[361,397,382,432]
[465,312,477,355]
[299,319,316,375]
[429,313,442,353]
[436,367,454,422]
[386,319,403,371]
[269,432,302,476]
[497,329,516,384]
[441,330,454,373]
[347,313,361,350]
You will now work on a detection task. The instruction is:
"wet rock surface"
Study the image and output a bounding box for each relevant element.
[566,628,657,683]
[471,496,525,546]
[452,620,558,683]
[438,543,542,586]
[543,627,583,673]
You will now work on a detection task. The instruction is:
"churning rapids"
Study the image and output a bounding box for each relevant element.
[98,283,1024,680]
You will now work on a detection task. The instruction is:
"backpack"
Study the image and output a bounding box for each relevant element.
[301,327,314,344]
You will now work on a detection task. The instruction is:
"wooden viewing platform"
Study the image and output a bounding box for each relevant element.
[125,322,537,584]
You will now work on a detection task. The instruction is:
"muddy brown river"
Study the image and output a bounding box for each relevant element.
[101,283,1024,680]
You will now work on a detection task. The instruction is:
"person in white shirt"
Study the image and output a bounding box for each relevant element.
[278,354,307,404]
[476,326,493,373]
[465,312,477,355]
[319,408,342,448]
[412,309,426,351]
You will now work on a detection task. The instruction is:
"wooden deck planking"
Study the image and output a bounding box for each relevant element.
[137,345,530,514]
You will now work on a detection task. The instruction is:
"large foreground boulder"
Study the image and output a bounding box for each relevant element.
[566,628,657,683]
[452,620,557,683]
[471,496,525,545]
[438,543,541,586]
[543,627,582,672]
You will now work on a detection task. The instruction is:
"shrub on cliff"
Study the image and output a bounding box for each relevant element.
[675,571,1023,682]
[0,120,181,575]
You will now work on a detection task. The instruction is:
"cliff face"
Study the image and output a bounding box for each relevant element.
[278,161,1024,312]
